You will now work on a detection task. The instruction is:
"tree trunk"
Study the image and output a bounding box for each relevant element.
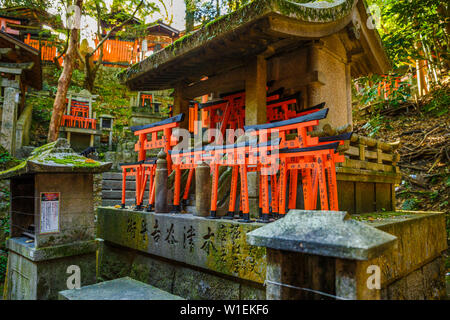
[47,0,83,142]
[185,0,195,32]
[84,53,97,93]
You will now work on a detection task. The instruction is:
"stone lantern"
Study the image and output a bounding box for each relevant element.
[0,138,112,300]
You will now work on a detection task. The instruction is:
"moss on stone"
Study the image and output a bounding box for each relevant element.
[351,211,415,222]
[0,139,111,179]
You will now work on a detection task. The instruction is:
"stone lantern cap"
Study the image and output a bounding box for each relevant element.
[0,138,112,179]
[247,210,397,260]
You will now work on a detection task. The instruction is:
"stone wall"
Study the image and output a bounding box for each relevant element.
[356,211,448,299]
[104,139,138,172]
[97,208,447,300]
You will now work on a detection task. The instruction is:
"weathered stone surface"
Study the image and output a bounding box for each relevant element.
[59,277,184,300]
[387,277,407,300]
[130,254,176,293]
[0,138,112,179]
[195,162,211,217]
[97,207,266,283]
[173,267,239,300]
[0,87,18,155]
[97,208,447,300]
[247,210,397,260]
[15,103,33,151]
[240,283,266,300]
[404,269,425,300]
[422,256,446,299]
[354,211,447,290]
[5,245,96,300]
[98,244,265,299]
[7,237,97,262]
[98,243,134,282]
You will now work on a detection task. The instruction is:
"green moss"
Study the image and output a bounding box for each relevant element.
[31,141,57,156]
[351,211,414,222]
[206,223,266,283]
[44,155,101,167]
[130,263,150,283]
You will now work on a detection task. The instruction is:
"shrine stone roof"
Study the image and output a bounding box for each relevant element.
[0,139,112,179]
[120,0,390,91]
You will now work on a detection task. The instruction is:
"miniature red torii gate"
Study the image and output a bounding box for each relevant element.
[119,104,352,224]
[119,114,184,210]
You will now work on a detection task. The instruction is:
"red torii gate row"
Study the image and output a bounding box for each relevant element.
[119,103,352,223]
[119,113,184,210]
[189,88,324,140]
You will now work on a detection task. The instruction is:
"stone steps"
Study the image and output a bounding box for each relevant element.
[100,171,196,208]
[101,171,148,206]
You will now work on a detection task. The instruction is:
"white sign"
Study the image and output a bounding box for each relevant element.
[40,192,60,234]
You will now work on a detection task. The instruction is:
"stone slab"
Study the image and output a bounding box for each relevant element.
[97,208,447,299]
[58,277,184,300]
[97,207,266,283]
[7,237,98,262]
[246,210,397,260]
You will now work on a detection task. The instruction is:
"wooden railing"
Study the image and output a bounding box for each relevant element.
[93,39,140,65]
[24,38,60,62]
[339,134,400,173]
[308,125,400,174]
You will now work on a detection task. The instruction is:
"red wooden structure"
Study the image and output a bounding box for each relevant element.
[120,114,184,210]
[60,98,97,130]
[24,37,60,63]
[120,101,352,223]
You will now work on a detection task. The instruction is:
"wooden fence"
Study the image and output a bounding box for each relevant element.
[339,133,400,173]
[93,39,140,65]
[24,38,58,62]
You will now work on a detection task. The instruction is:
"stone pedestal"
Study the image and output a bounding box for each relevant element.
[5,238,97,300]
[247,210,397,300]
[0,138,112,300]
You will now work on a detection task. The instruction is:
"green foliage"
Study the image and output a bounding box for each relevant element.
[0,254,7,283]
[0,148,20,171]
[421,85,450,116]
[193,0,251,25]
[368,0,449,70]
[93,67,134,134]
[361,114,386,137]
[401,197,421,210]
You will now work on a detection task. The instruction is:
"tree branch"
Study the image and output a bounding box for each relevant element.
[86,0,145,58]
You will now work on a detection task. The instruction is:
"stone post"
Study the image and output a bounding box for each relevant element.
[247,210,397,300]
[155,150,169,213]
[195,161,211,217]
[306,41,322,109]
[245,55,267,219]
[1,87,19,155]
